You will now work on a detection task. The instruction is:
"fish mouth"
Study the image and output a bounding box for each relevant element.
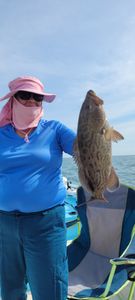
[87,90,104,106]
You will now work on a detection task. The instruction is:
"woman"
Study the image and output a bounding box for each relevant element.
[0,76,76,300]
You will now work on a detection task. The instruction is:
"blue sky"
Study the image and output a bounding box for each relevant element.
[0,0,135,155]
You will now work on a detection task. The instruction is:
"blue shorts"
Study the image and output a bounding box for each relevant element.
[0,204,68,300]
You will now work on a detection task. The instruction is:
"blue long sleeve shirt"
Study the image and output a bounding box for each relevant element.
[0,119,76,212]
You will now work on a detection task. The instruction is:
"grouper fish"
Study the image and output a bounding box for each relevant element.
[73,90,124,201]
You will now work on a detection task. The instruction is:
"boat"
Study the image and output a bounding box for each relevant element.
[64,177,80,243]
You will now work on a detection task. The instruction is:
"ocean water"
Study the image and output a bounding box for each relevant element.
[62,155,135,188]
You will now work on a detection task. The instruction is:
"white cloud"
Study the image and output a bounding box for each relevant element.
[0,0,135,155]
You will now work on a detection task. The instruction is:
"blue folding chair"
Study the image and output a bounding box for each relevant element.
[67,184,135,300]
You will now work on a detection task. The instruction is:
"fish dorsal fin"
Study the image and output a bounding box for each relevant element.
[104,127,124,142]
[107,166,120,192]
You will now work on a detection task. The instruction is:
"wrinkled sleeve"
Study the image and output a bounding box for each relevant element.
[57,122,76,155]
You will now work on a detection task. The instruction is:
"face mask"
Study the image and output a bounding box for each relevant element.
[12,98,43,130]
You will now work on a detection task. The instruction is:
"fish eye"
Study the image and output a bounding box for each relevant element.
[87,104,93,110]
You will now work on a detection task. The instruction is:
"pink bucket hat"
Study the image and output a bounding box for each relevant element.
[0,76,56,102]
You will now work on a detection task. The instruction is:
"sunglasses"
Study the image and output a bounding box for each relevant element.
[14,91,44,102]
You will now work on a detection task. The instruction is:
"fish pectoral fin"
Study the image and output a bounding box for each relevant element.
[111,128,124,143]
[107,167,120,192]
[104,127,124,143]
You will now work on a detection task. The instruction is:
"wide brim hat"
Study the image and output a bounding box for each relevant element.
[0,76,56,103]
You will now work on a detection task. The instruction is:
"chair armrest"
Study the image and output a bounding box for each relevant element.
[110,258,135,282]
[110,257,135,266]
[110,228,135,265]
[110,227,135,281]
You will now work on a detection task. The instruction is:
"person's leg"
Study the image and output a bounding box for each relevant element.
[23,205,68,300]
[0,214,27,300]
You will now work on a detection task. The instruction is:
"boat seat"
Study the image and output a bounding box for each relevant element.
[67,184,135,299]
